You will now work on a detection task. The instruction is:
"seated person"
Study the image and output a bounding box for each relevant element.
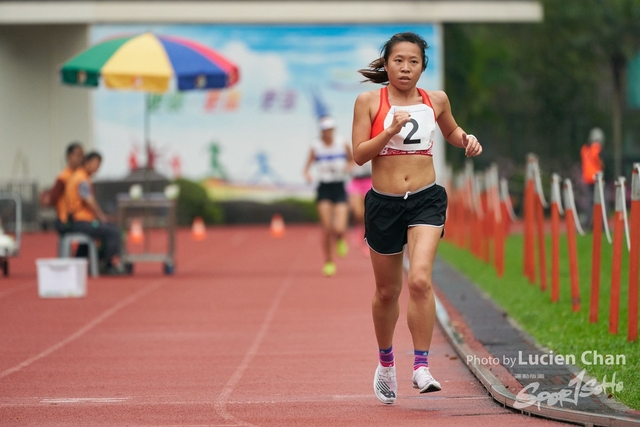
[41,142,84,234]
[64,151,123,275]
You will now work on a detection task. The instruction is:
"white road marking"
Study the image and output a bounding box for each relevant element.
[40,397,130,404]
[0,280,164,380]
[213,252,301,427]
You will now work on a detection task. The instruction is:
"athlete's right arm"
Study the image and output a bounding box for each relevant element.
[303,148,315,183]
[351,91,409,166]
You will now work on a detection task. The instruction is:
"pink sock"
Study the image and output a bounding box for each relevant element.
[379,346,394,367]
[414,350,429,370]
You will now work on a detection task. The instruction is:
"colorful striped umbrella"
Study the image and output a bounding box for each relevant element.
[60,32,239,93]
[60,33,239,173]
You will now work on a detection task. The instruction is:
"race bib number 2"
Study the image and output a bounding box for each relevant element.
[384,105,435,151]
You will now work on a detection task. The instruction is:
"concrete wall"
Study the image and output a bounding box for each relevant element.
[0,24,91,188]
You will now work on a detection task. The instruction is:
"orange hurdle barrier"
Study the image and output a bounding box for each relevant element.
[500,178,517,236]
[609,177,628,334]
[483,169,497,264]
[563,179,582,312]
[481,173,491,264]
[454,189,462,245]
[477,174,485,260]
[463,162,475,250]
[533,160,549,291]
[628,164,640,341]
[443,166,456,244]
[457,173,469,249]
[550,174,564,303]
[447,170,460,246]
[472,173,485,260]
[452,175,463,248]
[491,166,502,256]
[445,189,456,244]
[524,155,537,284]
[489,166,505,277]
[589,172,608,323]
[468,173,477,256]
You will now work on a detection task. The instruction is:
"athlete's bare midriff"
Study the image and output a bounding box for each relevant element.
[371,154,435,194]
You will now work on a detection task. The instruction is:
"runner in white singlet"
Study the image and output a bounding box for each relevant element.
[303,116,353,276]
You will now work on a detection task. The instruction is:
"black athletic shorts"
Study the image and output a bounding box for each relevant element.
[317,182,347,203]
[364,183,447,255]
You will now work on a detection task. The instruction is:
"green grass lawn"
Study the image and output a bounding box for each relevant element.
[438,233,640,409]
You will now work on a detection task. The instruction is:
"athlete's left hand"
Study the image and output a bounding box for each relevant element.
[462,133,482,157]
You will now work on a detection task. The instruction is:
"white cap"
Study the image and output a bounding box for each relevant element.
[319,116,336,131]
[589,127,604,144]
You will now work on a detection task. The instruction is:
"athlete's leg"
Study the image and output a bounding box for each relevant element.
[332,202,350,240]
[405,225,442,351]
[370,251,404,349]
[317,200,334,263]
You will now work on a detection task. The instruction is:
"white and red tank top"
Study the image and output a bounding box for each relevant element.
[370,86,437,157]
[312,134,348,183]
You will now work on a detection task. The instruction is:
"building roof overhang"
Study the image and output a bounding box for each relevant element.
[0,1,543,24]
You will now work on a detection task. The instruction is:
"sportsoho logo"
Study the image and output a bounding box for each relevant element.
[466,350,626,410]
[513,369,623,410]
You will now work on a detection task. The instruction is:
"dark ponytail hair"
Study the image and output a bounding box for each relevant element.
[358,32,429,84]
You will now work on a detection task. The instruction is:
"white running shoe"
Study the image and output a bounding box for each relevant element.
[412,367,442,393]
[373,363,397,404]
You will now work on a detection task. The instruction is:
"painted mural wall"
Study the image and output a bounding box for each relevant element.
[91,24,443,195]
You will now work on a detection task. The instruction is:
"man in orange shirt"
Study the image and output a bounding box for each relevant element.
[64,151,122,274]
[42,142,84,234]
[581,127,604,228]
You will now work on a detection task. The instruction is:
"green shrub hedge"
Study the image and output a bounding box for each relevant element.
[174,178,224,225]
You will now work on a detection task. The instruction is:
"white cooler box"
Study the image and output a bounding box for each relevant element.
[36,258,87,298]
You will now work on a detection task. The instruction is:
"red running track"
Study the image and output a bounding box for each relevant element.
[0,225,567,426]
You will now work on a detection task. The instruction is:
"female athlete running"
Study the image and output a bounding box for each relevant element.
[352,32,482,404]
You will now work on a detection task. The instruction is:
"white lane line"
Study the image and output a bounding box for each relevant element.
[0,280,164,380]
[0,393,490,408]
[41,397,130,404]
[0,228,228,381]
[213,254,300,427]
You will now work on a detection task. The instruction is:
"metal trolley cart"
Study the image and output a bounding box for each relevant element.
[0,193,22,277]
[117,192,176,275]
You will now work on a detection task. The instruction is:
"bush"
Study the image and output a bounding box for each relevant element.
[217,198,318,224]
[174,178,224,226]
[277,197,318,222]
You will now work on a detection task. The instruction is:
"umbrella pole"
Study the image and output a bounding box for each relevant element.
[144,93,150,193]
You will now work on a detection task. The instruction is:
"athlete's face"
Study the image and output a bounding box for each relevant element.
[321,128,334,145]
[384,42,424,89]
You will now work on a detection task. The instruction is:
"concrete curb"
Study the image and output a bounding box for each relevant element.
[433,291,640,427]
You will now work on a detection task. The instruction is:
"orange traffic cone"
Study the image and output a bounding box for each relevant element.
[270,213,285,238]
[129,218,144,244]
[191,216,206,241]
